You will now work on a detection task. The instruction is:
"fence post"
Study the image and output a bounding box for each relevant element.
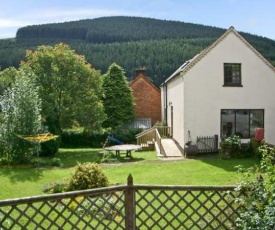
[125,174,135,230]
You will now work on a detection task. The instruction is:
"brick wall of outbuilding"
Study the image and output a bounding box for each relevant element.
[129,72,161,126]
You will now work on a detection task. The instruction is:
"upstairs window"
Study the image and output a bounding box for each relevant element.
[224,63,242,86]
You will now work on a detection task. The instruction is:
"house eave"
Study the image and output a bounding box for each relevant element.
[160,61,190,86]
[161,26,275,88]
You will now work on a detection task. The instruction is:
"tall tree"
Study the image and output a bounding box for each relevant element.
[0,67,18,96]
[21,43,106,134]
[0,71,41,164]
[102,63,135,129]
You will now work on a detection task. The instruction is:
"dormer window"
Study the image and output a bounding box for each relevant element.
[224,63,242,86]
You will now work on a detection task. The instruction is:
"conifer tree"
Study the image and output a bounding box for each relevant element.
[102,63,135,129]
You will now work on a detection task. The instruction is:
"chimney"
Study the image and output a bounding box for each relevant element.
[135,66,147,77]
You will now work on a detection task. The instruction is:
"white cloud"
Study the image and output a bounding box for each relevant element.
[0,7,133,38]
[0,19,30,28]
[23,8,133,24]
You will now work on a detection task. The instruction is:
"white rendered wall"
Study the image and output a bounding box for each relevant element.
[166,76,185,147]
[181,32,275,147]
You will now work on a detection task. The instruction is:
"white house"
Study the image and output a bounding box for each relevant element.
[160,26,275,150]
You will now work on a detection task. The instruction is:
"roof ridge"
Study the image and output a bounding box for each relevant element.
[180,27,232,75]
[232,29,275,73]
[130,73,160,92]
[162,27,275,85]
[180,27,275,76]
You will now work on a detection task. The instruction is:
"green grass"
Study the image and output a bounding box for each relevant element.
[57,148,159,166]
[57,148,103,166]
[103,156,257,185]
[0,149,258,200]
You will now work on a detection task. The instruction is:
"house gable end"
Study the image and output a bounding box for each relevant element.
[130,73,161,125]
[162,27,275,86]
[181,27,275,77]
[130,74,160,93]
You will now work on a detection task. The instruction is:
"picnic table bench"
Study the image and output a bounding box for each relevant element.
[104,144,142,157]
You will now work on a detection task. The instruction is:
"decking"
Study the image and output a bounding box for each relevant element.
[136,126,184,158]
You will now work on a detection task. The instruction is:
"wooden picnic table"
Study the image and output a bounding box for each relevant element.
[104,144,142,157]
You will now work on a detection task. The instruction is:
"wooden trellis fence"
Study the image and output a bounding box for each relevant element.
[0,175,242,229]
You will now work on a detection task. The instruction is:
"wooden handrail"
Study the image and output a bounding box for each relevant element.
[135,127,166,156]
[155,126,171,137]
[135,127,156,138]
[136,126,171,138]
[155,128,166,156]
[136,128,156,146]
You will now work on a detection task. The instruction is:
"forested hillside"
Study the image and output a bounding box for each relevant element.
[1,16,275,86]
[16,16,225,42]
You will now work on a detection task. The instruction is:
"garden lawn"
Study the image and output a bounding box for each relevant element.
[103,157,257,185]
[0,148,258,200]
[57,148,159,166]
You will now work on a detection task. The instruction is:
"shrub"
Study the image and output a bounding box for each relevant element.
[50,158,62,166]
[61,127,141,148]
[61,129,107,148]
[235,142,275,229]
[42,180,68,194]
[249,138,261,157]
[111,127,142,144]
[0,157,10,166]
[66,162,109,191]
[30,157,63,167]
[154,120,167,126]
[40,138,60,157]
[220,135,241,158]
[0,72,42,165]
[224,135,241,147]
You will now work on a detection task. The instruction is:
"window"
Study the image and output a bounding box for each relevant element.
[224,63,242,86]
[221,109,264,139]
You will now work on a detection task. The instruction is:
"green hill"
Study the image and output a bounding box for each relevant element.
[0,16,274,86]
[16,16,225,42]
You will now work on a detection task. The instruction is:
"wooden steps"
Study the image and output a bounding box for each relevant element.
[136,126,184,158]
[140,141,155,151]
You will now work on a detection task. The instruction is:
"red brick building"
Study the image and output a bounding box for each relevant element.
[129,67,161,127]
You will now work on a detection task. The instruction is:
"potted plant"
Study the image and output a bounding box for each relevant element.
[220,135,241,158]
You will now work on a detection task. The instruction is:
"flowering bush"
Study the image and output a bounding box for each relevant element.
[42,180,68,194]
[42,162,109,194]
[224,135,241,148]
[220,135,242,158]
[66,162,109,191]
[234,142,275,229]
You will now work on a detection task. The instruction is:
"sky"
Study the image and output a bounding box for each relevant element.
[0,0,274,40]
